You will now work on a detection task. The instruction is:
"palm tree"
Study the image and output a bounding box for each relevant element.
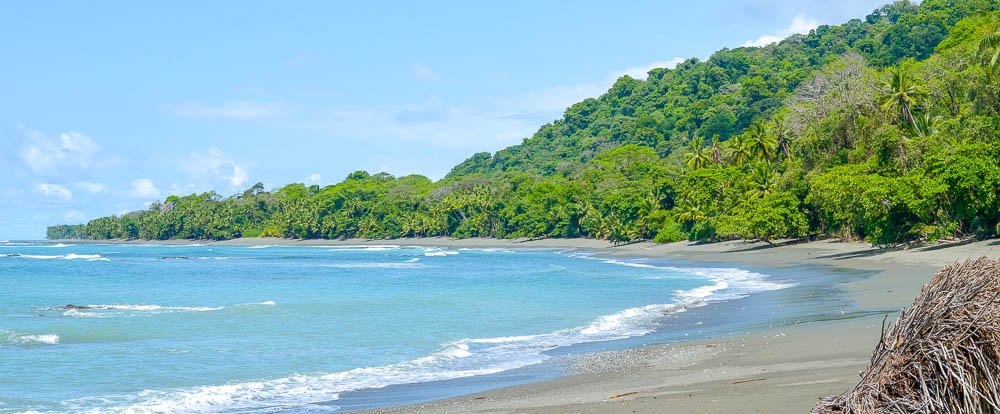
[770,115,793,161]
[914,112,943,138]
[743,163,775,200]
[684,136,713,170]
[747,120,778,162]
[879,66,928,135]
[710,135,723,164]
[978,19,1000,81]
[727,134,753,166]
[674,202,708,225]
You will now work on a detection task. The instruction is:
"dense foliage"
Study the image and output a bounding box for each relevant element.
[48,1,1000,246]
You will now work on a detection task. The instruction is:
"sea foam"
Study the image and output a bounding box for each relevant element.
[60,263,789,413]
[3,253,110,261]
[2,330,60,346]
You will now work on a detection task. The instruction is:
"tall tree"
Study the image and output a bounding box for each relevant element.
[879,65,928,135]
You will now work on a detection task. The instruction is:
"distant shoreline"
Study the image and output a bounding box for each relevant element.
[49,236,647,252]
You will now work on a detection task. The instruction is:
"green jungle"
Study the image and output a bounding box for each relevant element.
[48,0,1000,247]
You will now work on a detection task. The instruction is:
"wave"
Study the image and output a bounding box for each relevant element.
[0,242,74,248]
[58,266,786,413]
[236,300,277,306]
[319,245,401,252]
[1,253,110,261]
[88,304,223,311]
[321,261,425,269]
[160,256,239,261]
[56,279,720,412]
[55,255,790,413]
[423,249,459,257]
[246,245,277,249]
[64,253,110,261]
[1,330,60,346]
[577,256,793,302]
[60,304,224,318]
[457,248,517,253]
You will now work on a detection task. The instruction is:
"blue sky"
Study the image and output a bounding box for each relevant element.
[1,0,889,239]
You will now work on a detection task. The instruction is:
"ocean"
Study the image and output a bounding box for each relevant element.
[0,241,803,413]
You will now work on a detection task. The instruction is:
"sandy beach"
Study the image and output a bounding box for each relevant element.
[62,236,999,412]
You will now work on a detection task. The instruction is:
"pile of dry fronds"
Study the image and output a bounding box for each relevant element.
[813,257,1000,414]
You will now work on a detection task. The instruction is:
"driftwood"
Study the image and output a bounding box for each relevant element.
[813,258,1000,414]
[733,377,767,385]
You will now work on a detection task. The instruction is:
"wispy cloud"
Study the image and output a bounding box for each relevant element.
[35,183,73,200]
[163,58,688,178]
[172,101,286,120]
[742,14,818,47]
[412,64,441,81]
[19,127,99,175]
[305,173,322,184]
[129,178,160,198]
[73,181,107,194]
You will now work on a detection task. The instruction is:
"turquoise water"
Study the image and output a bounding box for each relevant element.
[0,242,789,413]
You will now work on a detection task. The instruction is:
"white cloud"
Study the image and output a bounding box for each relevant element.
[172,101,286,120]
[73,181,107,193]
[412,64,441,81]
[305,173,322,184]
[184,148,250,188]
[743,14,819,48]
[35,183,73,200]
[230,164,248,186]
[20,128,99,175]
[129,179,160,198]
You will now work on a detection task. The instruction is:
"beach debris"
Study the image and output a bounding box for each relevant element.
[812,257,1000,414]
[732,377,767,385]
[610,391,639,399]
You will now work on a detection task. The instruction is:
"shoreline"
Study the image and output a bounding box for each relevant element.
[47,237,1000,412]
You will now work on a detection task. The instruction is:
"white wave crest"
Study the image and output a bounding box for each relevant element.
[3,253,109,261]
[61,304,224,318]
[87,304,223,312]
[64,253,110,261]
[423,249,459,257]
[323,245,401,252]
[2,331,60,346]
[18,254,62,260]
[321,261,425,269]
[237,300,277,306]
[598,258,792,302]
[57,255,792,413]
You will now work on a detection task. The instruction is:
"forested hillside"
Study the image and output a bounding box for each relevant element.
[49,0,1000,246]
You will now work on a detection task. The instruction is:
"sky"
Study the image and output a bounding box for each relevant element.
[0,0,890,239]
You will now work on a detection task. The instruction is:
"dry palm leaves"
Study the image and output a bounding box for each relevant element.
[813,257,1000,414]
